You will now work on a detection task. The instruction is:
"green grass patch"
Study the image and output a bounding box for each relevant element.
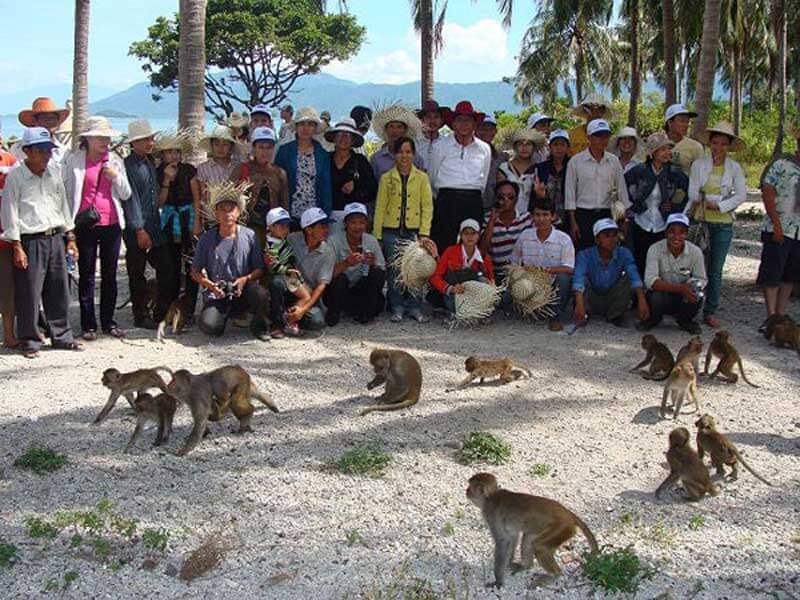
[582,546,654,594]
[529,463,551,478]
[688,514,706,530]
[441,522,455,537]
[142,528,170,552]
[25,516,60,540]
[458,432,511,465]
[345,529,363,547]
[0,542,18,568]
[336,441,391,477]
[14,446,67,475]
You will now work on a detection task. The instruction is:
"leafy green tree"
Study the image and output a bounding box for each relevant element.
[129,0,365,117]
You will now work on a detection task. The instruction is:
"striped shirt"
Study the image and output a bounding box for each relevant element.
[511,226,575,270]
[487,211,533,277]
[196,158,238,184]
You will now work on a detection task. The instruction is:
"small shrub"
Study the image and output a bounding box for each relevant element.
[14,446,67,475]
[336,441,391,477]
[582,546,654,594]
[529,463,551,478]
[142,528,170,552]
[63,570,79,589]
[91,538,111,558]
[458,432,511,465]
[688,515,706,530]
[345,529,362,547]
[24,517,60,540]
[441,522,455,537]
[0,542,18,568]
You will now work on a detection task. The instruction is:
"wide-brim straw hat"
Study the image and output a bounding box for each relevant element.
[294,107,323,132]
[323,118,365,148]
[127,119,160,143]
[202,181,252,223]
[501,127,548,152]
[199,125,238,152]
[371,103,422,143]
[453,281,502,327]
[155,128,195,154]
[19,97,70,127]
[80,116,121,138]
[571,93,612,119]
[506,265,557,320]
[391,238,437,294]
[610,126,643,154]
[695,121,746,152]
[644,131,675,157]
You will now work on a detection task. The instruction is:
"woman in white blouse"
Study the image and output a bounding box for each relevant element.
[496,128,547,216]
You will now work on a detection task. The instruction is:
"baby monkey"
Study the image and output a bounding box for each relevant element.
[93,367,173,424]
[467,473,598,588]
[704,330,759,388]
[695,414,773,486]
[630,334,675,380]
[450,356,532,390]
[655,427,719,501]
[660,361,699,419]
[125,392,179,452]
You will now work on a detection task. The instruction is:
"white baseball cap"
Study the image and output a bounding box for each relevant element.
[593,218,619,237]
[459,218,480,234]
[482,114,497,127]
[587,119,612,136]
[300,207,332,229]
[527,112,554,128]
[251,126,277,145]
[266,207,291,227]
[549,129,570,144]
[343,202,368,219]
[21,127,56,150]
[251,104,272,116]
[666,213,690,228]
[664,103,698,124]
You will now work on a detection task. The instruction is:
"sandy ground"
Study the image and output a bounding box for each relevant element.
[0,213,798,599]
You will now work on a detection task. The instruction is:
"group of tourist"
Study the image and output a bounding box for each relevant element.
[0,93,798,357]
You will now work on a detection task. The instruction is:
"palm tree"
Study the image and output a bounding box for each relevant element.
[771,0,787,157]
[178,0,206,145]
[692,0,723,136]
[71,0,90,149]
[662,0,678,105]
[410,0,448,105]
[625,0,642,126]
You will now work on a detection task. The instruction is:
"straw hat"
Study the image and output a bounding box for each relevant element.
[453,281,502,327]
[610,126,641,151]
[155,128,195,154]
[201,181,252,224]
[18,97,70,127]
[323,118,365,147]
[501,127,547,152]
[294,106,322,128]
[695,121,746,152]
[127,119,159,143]
[391,239,437,294]
[644,131,675,157]
[80,116,121,138]
[505,265,557,320]
[571,93,612,119]
[226,112,249,129]
[371,103,422,143]
[199,125,237,152]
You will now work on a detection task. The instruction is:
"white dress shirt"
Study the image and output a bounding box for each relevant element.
[429,135,492,193]
[511,227,575,269]
[1,161,74,241]
[633,181,666,233]
[417,132,447,172]
[564,149,630,211]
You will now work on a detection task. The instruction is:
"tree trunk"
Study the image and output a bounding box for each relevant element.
[731,51,742,134]
[662,0,677,105]
[628,0,641,127]
[179,0,207,162]
[71,0,90,150]
[420,0,434,105]
[771,0,786,158]
[692,0,723,136]
[574,46,585,103]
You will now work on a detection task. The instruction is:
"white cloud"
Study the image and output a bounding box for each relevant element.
[437,19,509,66]
[325,50,418,84]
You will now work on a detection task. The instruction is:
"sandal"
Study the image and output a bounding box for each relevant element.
[21,347,39,359]
[270,328,285,339]
[703,314,720,328]
[283,323,302,337]
[104,326,126,339]
[82,330,97,341]
[56,341,84,352]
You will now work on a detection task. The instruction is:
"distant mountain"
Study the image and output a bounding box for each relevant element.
[0,83,117,117]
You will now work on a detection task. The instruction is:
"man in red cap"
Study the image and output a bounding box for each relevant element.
[11,98,70,165]
[416,100,451,171]
[428,101,492,252]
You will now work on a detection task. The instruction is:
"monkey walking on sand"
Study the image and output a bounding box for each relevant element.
[360,349,422,416]
[695,414,774,486]
[703,331,760,388]
[93,367,174,424]
[125,392,179,452]
[466,473,599,588]
[630,334,675,380]
[447,356,532,391]
[655,427,719,501]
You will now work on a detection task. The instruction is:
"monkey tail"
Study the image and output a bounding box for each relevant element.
[156,321,167,344]
[572,514,599,555]
[251,387,279,413]
[359,397,418,417]
[647,371,672,382]
[736,359,760,388]
[519,366,533,378]
[732,449,773,486]
[154,366,174,378]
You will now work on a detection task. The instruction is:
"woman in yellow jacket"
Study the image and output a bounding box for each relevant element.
[373,136,436,322]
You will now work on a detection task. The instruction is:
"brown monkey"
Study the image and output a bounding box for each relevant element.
[660,362,699,419]
[451,356,532,390]
[674,336,704,375]
[763,315,799,354]
[93,367,174,424]
[117,277,157,311]
[695,414,773,486]
[361,349,422,416]
[703,331,759,388]
[655,427,719,501]
[156,295,191,343]
[630,334,675,380]
[167,366,279,456]
[466,473,598,588]
[125,392,179,452]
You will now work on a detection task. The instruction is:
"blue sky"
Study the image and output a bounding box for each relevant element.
[0,0,541,95]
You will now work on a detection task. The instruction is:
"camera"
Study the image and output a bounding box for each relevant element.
[216,280,238,301]
[688,277,706,300]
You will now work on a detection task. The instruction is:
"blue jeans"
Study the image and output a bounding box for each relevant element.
[381,228,422,315]
[553,272,573,323]
[704,222,733,317]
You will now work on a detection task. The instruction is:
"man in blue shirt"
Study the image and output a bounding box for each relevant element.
[572,218,650,327]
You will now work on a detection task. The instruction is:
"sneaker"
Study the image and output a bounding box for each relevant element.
[548,320,563,332]
[678,320,702,335]
[390,312,403,323]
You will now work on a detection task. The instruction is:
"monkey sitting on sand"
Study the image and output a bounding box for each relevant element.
[448,357,532,391]
[655,427,719,501]
[361,349,422,416]
[630,334,674,380]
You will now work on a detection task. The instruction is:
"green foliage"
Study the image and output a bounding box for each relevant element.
[25,517,60,540]
[336,441,391,477]
[688,514,706,530]
[345,529,363,547]
[142,528,170,552]
[129,0,365,117]
[14,446,68,475]
[63,570,79,589]
[582,546,654,594]
[458,432,511,465]
[0,542,18,568]
[529,463,552,478]
[441,522,455,537]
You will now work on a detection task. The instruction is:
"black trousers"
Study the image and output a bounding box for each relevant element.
[199,281,269,336]
[431,188,483,254]
[631,223,665,281]
[168,243,199,317]
[575,208,612,250]
[323,269,386,325]
[123,235,177,324]
[76,224,122,333]
[14,232,75,352]
[647,290,702,326]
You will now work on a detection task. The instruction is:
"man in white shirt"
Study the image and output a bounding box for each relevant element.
[1,128,81,357]
[416,100,450,172]
[564,119,630,250]
[429,101,492,253]
[511,196,575,331]
[10,97,69,165]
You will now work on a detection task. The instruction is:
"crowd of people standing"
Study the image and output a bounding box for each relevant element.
[0,93,797,357]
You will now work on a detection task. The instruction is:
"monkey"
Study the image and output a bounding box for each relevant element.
[156,295,191,343]
[125,392,179,453]
[660,362,699,419]
[117,277,157,311]
[674,336,704,375]
[655,427,719,501]
[449,356,532,391]
[695,414,773,486]
[466,472,599,588]
[93,367,174,424]
[629,334,675,380]
[763,314,800,355]
[166,366,279,456]
[360,349,422,417]
[703,330,759,388]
